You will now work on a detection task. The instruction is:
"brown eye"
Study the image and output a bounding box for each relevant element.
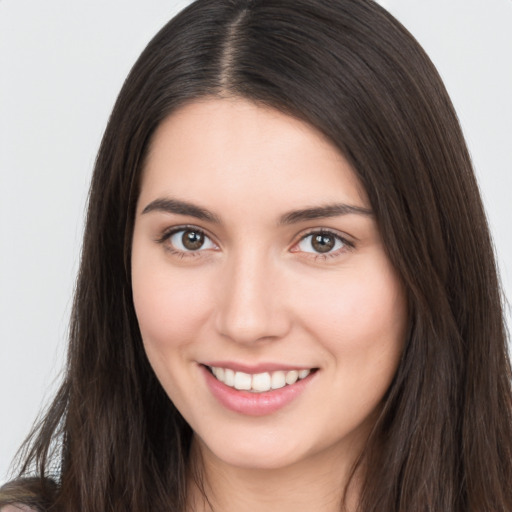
[182,230,204,250]
[167,228,216,252]
[296,230,347,255]
[311,233,336,253]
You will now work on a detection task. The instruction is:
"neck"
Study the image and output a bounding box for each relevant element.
[186,437,364,512]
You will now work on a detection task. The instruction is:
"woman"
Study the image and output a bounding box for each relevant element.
[1,0,511,510]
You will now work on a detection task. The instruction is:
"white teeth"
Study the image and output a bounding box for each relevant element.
[298,369,311,379]
[212,367,225,381]
[271,371,286,389]
[285,370,299,385]
[252,372,271,392]
[224,368,235,386]
[209,366,313,393]
[234,371,252,390]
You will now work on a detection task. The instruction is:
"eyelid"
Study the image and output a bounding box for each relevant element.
[156,224,219,254]
[290,227,355,258]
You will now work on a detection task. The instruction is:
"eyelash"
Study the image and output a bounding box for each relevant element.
[156,225,216,259]
[293,229,354,261]
[156,225,354,261]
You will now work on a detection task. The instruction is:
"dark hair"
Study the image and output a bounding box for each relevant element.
[2,0,511,510]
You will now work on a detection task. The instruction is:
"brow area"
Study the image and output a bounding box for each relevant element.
[141,198,372,226]
[141,198,221,224]
[278,203,373,225]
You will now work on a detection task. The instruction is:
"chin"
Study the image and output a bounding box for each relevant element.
[195,428,311,471]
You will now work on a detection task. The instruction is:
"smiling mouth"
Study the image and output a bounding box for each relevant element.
[205,365,317,393]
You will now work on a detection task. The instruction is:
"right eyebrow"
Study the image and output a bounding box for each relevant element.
[278,203,373,225]
[141,198,222,224]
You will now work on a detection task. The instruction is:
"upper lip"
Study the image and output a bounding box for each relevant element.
[201,361,317,374]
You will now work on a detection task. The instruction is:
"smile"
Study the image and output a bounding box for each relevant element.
[207,366,313,393]
[202,364,318,416]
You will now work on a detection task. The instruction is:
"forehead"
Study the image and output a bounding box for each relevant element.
[139,97,368,216]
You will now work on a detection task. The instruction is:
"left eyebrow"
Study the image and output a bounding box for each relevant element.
[278,203,373,225]
[141,198,221,223]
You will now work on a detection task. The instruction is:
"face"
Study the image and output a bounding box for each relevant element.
[132,98,407,473]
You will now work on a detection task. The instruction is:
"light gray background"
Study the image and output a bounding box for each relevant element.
[1,0,511,483]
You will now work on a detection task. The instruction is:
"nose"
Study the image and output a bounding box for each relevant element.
[214,251,291,345]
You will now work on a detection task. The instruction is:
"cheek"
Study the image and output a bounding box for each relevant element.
[131,259,213,352]
[296,260,407,368]
[131,260,216,414]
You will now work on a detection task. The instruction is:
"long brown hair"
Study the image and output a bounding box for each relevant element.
[2,0,511,510]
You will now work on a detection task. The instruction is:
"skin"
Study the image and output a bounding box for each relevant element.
[131,97,407,511]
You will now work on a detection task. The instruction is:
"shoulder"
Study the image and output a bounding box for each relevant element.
[0,476,56,512]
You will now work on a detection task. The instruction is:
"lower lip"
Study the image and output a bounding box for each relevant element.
[201,366,315,416]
